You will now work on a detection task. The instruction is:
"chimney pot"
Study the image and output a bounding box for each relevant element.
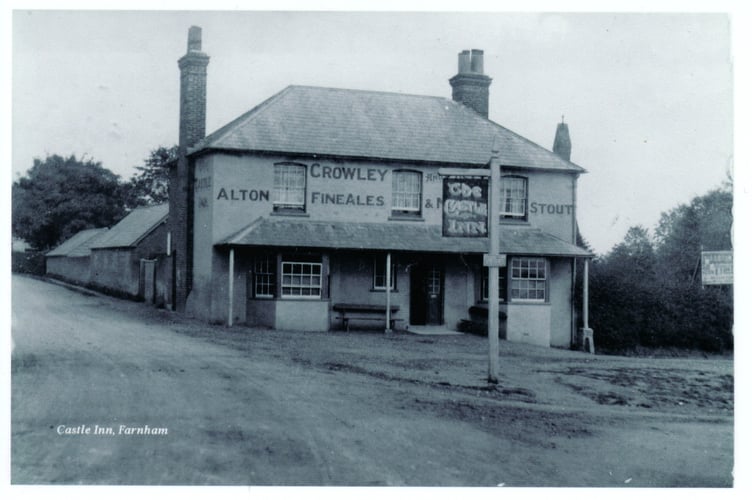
[458,50,471,73]
[187,26,202,52]
[449,48,492,118]
[470,49,484,74]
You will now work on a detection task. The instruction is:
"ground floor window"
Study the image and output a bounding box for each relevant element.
[253,254,276,298]
[281,261,322,298]
[510,257,547,301]
[373,257,397,290]
[481,267,507,302]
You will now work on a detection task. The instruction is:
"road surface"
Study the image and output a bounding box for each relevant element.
[11,275,733,486]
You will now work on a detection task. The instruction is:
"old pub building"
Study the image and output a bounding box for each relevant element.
[170,27,593,349]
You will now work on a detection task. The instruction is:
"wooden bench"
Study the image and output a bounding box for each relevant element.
[333,303,400,332]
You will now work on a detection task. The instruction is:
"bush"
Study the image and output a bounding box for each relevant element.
[589,267,733,353]
[12,251,46,275]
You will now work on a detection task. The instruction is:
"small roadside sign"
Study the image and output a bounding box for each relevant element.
[701,251,733,285]
[483,254,507,267]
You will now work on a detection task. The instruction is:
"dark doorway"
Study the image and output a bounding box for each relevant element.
[410,258,444,325]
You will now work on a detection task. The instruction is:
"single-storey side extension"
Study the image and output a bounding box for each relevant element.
[45,227,109,286]
[89,204,169,299]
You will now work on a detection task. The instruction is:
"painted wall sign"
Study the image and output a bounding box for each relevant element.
[310,191,385,206]
[216,188,270,201]
[701,251,733,285]
[309,163,387,182]
[442,177,488,237]
[530,202,574,215]
[195,177,212,191]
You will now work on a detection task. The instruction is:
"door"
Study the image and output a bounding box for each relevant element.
[410,258,444,325]
[139,259,156,304]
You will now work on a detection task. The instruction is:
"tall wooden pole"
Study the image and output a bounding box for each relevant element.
[228,247,235,327]
[437,157,500,381]
[385,252,392,333]
[487,153,501,384]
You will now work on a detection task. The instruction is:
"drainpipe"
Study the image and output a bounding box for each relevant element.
[385,252,392,333]
[583,258,589,330]
[579,257,594,353]
[571,257,577,347]
[228,247,235,327]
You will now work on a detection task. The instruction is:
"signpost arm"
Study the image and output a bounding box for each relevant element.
[487,151,501,384]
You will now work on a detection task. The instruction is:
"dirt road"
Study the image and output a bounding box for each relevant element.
[11,275,733,486]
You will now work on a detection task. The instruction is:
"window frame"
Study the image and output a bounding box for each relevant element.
[280,260,322,299]
[481,266,507,303]
[372,257,397,291]
[253,254,276,298]
[273,162,307,214]
[500,175,528,220]
[509,257,547,303]
[391,169,423,217]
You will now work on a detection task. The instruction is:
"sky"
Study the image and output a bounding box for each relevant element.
[9,8,735,255]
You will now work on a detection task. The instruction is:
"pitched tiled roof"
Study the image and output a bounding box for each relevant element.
[219,218,591,257]
[190,85,585,172]
[90,204,168,249]
[46,228,109,257]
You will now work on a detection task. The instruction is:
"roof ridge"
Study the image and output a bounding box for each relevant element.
[286,84,450,102]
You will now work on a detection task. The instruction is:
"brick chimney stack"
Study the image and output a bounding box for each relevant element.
[553,119,572,161]
[171,26,210,312]
[449,49,492,118]
[178,26,210,149]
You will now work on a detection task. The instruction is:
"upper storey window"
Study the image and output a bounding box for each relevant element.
[273,163,306,213]
[391,170,422,217]
[500,175,527,220]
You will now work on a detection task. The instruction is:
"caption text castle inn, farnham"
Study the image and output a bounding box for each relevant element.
[169,26,593,348]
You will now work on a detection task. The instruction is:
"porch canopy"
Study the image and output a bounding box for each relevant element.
[216,217,592,257]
